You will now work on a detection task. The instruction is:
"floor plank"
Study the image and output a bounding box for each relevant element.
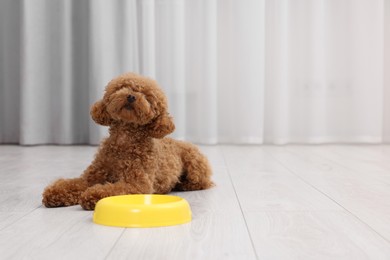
[246,211,390,260]
[0,211,32,231]
[0,207,123,259]
[222,146,342,211]
[107,212,256,260]
[265,145,390,242]
[310,145,390,174]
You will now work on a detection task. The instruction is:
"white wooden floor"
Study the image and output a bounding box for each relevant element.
[0,145,390,259]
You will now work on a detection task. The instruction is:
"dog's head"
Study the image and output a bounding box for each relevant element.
[90,73,175,138]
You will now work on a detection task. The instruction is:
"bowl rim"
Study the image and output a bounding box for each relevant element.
[97,194,186,207]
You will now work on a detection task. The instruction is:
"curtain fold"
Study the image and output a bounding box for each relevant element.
[0,0,389,144]
[385,0,390,143]
[265,0,385,144]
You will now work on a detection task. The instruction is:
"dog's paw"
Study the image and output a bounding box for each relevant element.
[79,185,110,210]
[42,190,66,208]
[42,188,79,207]
[42,178,88,208]
[78,197,97,210]
[79,193,99,210]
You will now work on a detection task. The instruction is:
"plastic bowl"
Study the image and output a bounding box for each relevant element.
[93,194,192,228]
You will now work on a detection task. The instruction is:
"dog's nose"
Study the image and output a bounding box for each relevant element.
[127,95,136,103]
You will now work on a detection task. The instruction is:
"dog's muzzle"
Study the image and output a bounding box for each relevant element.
[124,95,136,110]
[127,95,136,103]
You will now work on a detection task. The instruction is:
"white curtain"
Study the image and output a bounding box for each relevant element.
[0,0,389,145]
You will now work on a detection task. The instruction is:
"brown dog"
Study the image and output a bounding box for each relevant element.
[42,72,214,210]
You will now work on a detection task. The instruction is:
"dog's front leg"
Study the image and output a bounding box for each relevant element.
[42,164,113,208]
[82,164,118,185]
[79,176,154,210]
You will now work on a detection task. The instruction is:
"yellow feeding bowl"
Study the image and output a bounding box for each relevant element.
[93,194,192,228]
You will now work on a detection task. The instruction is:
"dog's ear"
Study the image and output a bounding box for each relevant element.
[90,100,112,126]
[145,113,175,138]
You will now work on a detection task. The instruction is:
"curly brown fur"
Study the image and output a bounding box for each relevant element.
[42,72,214,210]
